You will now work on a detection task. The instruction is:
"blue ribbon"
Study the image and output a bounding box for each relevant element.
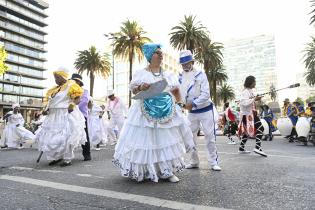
[180,55,193,64]
[143,92,173,120]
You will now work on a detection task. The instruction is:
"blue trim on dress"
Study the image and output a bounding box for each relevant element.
[189,104,213,113]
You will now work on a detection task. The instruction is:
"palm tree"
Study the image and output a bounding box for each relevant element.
[195,37,225,105]
[110,19,151,106]
[304,37,315,86]
[74,46,111,97]
[217,83,235,104]
[169,15,208,53]
[310,0,315,25]
[269,83,277,102]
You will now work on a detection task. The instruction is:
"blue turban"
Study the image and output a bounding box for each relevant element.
[142,43,162,62]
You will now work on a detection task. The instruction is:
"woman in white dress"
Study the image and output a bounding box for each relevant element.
[113,43,195,183]
[88,98,108,150]
[36,68,87,166]
[1,103,35,148]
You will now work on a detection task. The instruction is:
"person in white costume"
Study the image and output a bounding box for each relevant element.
[113,43,195,183]
[178,50,221,171]
[106,90,127,145]
[1,103,35,149]
[36,68,87,167]
[88,97,107,150]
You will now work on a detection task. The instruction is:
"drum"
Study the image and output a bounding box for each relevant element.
[260,119,269,135]
[277,117,293,136]
[296,117,311,137]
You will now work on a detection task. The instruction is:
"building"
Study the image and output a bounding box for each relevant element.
[104,49,181,105]
[222,34,277,103]
[0,0,48,121]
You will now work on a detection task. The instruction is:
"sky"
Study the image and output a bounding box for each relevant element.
[44,0,314,101]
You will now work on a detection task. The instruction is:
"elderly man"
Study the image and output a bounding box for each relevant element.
[178,50,221,171]
[106,90,127,145]
[71,73,91,161]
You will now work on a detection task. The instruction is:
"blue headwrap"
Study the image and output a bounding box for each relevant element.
[142,43,162,62]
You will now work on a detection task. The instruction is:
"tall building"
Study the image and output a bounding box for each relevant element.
[222,34,277,103]
[0,0,48,120]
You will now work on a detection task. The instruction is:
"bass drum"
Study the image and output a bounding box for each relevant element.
[277,117,293,136]
[296,117,311,137]
[260,119,269,135]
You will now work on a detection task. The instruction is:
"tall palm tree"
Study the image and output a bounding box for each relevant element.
[74,46,111,97]
[310,0,315,25]
[304,37,315,86]
[169,15,208,53]
[195,37,225,105]
[217,83,235,104]
[110,19,151,106]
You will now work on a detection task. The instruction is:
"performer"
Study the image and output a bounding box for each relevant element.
[260,104,276,141]
[88,97,107,150]
[1,103,35,149]
[283,98,298,142]
[71,73,91,161]
[178,50,222,171]
[106,90,127,145]
[36,68,86,166]
[223,102,238,145]
[293,101,305,117]
[113,43,195,183]
[237,76,267,157]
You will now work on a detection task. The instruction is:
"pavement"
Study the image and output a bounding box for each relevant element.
[0,136,314,210]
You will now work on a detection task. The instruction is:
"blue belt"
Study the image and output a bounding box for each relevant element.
[189,104,213,113]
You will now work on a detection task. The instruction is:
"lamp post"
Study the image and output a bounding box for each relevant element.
[104,33,116,90]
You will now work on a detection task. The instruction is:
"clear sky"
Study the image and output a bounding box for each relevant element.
[45,0,314,100]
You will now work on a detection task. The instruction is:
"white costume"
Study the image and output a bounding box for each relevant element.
[113,68,194,182]
[36,80,87,162]
[88,103,108,146]
[107,91,127,143]
[179,55,220,169]
[1,105,35,148]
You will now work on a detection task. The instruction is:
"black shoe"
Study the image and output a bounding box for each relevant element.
[83,155,91,161]
[48,159,63,166]
[1,145,8,149]
[60,161,72,167]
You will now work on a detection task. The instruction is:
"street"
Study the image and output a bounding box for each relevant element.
[0,136,314,210]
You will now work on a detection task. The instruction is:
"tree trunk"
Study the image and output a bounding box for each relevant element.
[128,51,134,107]
[90,72,94,97]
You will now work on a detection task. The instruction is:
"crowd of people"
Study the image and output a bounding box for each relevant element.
[2,43,313,183]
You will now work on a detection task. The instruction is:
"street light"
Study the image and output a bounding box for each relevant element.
[104,33,116,90]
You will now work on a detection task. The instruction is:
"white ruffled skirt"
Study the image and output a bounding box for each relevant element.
[3,124,35,148]
[36,107,87,161]
[113,103,194,182]
[88,116,108,146]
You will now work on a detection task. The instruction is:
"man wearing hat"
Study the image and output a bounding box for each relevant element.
[71,73,91,161]
[106,89,127,145]
[282,98,298,141]
[178,50,221,171]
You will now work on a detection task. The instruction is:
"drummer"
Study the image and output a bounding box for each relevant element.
[260,104,276,141]
[283,98,298,142]
[293,101,305,117]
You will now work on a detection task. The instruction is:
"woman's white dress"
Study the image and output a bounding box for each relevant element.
[2,112,35,148]
[113,69,194,182]
[36,83,87,161]
[88,105,108,146]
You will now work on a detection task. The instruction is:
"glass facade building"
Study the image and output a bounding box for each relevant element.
[0,0,48,118]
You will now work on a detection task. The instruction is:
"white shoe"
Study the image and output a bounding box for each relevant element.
[211,165,222,171]
[17,146,24,150]
[253,148,268,157]
[228,141,236,145]
[95,148,101,151]
[238,150,251,154]
[168,175,180,183]
[110,142,117,146]
[185,163,199,169]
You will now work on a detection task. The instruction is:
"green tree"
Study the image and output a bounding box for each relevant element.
[269,83,277,102]
[195,37,225,105]
[303,37,315,86]
[0,46,9,75]
[110,19,151,106]
[306,95,315,103]
[169,15,208,53]
[74,46,111,97]
[217,83,235,104]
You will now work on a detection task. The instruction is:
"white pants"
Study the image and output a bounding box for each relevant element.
[108,116,125,142]
[188,109,218,166]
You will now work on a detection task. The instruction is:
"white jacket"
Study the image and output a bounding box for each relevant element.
[179,69,212,111]
[239,88,256,116]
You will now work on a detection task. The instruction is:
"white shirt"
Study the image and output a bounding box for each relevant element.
[239,88,256,116]
[107,97,127,118]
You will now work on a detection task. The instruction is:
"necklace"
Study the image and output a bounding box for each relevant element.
[148,66,162,77]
